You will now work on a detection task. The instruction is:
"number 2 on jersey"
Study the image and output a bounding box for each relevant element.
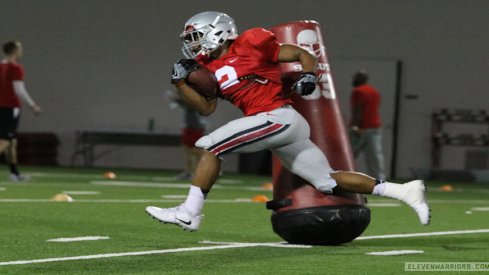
[215,65,239,90]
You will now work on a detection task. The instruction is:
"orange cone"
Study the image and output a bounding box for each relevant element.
[51,194,74,202]
[439,184,454,192]
[103,172,117,179]
[251,194,270,203]
[261,182,273,190]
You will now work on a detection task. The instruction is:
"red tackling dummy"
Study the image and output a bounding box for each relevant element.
[267,20,370,245]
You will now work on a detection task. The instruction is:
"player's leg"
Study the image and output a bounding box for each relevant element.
[363,128,386,180]
[268,108,429,225]
[0,139,9,153]
[145,149,219,231]
[5,138,30,181]
[269,106,339,192]
[146,113,277,230]
[349,129,365,157]
[331,171,430,225]
[0,107,28,181]
[273,139,338,193]
[0,108,12,154]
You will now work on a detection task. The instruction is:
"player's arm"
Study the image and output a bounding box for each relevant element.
[12,81,42,115]
[278,44,317,73]
[278,44,317,96]
[175,82,217,116]
[171,59,217,116]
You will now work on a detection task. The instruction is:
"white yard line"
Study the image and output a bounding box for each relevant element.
[91,181,190,189]
[199,240,312,248]
[161,195,187,199]
[471,207,489,211]
[356,229,489,240]
[216,179,244,184]
[0,198,256,203]
[28,172,100,179]
[1,229,489,266]
[0,242,300,266]
[0,199,52,202]
[90,180,269,191]
[62,191,101,195]
[366,250,424,256]
[150,177,182,181]
[368,199,489,204]
[47,236,109,242]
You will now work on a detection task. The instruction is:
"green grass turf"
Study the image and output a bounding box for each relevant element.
[0,166,488,274]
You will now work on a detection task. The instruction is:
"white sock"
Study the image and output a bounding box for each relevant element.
[373,182,404,200]
[372,183,386,195]
[183,185,205,216]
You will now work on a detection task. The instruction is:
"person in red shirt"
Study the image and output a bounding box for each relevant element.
[167,89,209,180]
[0,41,42,181]
[146,12,429,231]
[350,71,386,180]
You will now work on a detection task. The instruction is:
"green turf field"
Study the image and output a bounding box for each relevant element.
[0,166,488,274]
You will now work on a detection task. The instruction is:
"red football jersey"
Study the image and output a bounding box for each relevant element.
[350,84,381,129]
[198,28,291,116]
[0,61,24,107]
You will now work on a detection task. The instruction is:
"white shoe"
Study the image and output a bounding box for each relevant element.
[9,174,31,182]
[145,205,202,231]
[399,180,431,225]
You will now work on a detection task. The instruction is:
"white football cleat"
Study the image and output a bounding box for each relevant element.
[145,205,202,231]
[399,180,431,225]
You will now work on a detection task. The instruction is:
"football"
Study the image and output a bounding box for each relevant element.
[186,65,219,98]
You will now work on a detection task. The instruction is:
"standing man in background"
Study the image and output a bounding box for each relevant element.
[167,89,208,181]
[0,41,42,181]
[349,70,386,180]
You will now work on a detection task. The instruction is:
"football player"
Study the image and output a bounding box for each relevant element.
[146,11,430,231]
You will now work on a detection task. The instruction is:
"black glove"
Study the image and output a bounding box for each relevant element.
[171,59,198,84]
[293,72,317,96]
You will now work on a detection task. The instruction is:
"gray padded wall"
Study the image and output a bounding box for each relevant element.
[1,1,488,175]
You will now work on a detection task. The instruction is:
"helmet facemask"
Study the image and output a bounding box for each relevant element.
[180,26,218,59]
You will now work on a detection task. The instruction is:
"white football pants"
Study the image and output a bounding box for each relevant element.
[195,105,337,189]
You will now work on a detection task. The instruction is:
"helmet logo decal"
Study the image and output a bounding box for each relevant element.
[296,29,324,57]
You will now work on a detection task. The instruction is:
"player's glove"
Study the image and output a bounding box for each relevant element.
[293,72,317,96]
[171,59,198,85]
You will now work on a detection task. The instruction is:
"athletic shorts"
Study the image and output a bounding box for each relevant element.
[181,127,205,148]
[0,107,20,140]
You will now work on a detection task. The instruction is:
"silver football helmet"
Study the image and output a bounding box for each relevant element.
[180,11,238,59]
